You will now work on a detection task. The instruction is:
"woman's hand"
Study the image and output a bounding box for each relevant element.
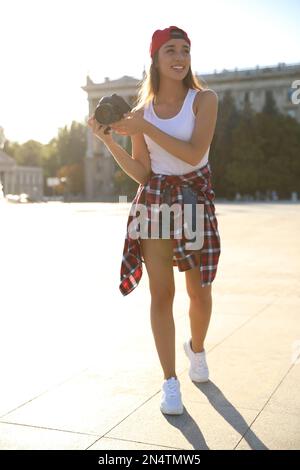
[87,115,114,144]
[110,111,146,136]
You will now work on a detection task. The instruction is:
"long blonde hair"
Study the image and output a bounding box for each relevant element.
[132,50,207,111]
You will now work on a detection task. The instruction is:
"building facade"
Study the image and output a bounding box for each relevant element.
[0,150,44,200]
[82,75,140,201]
[82,62,300,201]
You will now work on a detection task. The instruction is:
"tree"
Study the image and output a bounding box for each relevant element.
[12,140,44,167]
[57,163,84,196]
[56,121,87,167]
[224,95,264,197]
[0,127,6,149]
[209,88,300,199]
[3,120,87,197]
[3,140,21,159]
[263,90,279,116]
[210,90,241,197]
[255,111,300,197]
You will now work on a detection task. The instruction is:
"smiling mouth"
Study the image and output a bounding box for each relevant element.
[171,66,185,71]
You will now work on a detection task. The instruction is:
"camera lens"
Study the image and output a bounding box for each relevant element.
[95,103,113,125]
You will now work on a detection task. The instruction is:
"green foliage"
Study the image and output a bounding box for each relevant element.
[57,162,84,195]
[56,121,87,166]
[210,90,300,199]
[3,121,87,195]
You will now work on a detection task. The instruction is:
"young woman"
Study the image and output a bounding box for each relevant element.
[88,26,221,416]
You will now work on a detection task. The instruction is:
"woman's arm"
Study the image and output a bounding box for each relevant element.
[142,89,218,166]
[87,114,150,186]
[104,139,150,185]
[131,132,152,176]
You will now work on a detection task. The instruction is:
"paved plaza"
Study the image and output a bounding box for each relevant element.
[0,200,299,450]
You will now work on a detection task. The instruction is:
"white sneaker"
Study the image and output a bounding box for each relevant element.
[183,339,209,383]
[160,377,184,415]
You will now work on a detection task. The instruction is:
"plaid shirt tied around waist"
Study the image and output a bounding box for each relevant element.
[119,162,221,296]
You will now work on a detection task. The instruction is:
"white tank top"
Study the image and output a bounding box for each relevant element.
[143,88,209,175]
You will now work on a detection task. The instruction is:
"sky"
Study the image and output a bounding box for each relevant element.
[0,0,299,145]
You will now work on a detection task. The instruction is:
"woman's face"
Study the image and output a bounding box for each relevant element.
[157,38,191,81]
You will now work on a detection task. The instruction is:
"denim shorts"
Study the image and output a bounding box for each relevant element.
[160,185,198,235]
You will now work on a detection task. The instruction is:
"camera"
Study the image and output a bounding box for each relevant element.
[94,94,131,126]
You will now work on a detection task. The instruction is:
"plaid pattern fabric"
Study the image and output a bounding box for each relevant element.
[119,162,221,296]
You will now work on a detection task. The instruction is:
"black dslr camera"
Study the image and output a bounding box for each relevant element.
[94,94,131,133]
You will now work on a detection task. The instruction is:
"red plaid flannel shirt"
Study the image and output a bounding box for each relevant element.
[119,162,221,296]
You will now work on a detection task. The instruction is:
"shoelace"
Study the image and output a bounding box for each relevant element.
[192,355,208,371]
[165,379,179,397]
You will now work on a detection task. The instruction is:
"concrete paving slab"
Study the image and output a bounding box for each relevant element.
[0,422,95,450]
[264,364,300,416]
[88,437,181,450]
[216,303,300,353]
[0,369,160,435]
[235,410,300,450]
[105,395,259,450]
[179,346,292,411]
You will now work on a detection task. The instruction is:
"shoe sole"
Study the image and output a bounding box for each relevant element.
[189,373,209,383]
[183,342,209,383]
[160,405,184,415]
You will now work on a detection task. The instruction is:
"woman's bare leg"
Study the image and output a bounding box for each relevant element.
[185,252,212,352]
[140,238,177,380]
